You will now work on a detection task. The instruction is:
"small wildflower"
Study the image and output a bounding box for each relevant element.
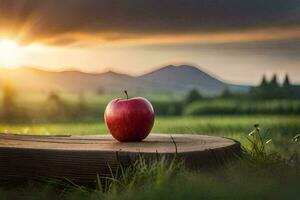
[249,130,255,136]
[266,139,272,144]
[292,134,300,142]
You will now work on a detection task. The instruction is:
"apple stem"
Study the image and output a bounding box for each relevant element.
[124,90,129,99]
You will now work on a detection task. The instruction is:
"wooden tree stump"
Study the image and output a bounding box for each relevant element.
[0,133,240,183]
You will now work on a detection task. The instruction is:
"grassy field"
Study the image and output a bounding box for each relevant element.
[0,115,299,152]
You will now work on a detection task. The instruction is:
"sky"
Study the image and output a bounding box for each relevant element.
[0,0,299,84]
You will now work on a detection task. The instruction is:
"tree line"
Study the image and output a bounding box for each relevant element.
[0,74,299,123]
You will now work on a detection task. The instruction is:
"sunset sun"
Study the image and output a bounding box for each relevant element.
[0,39,21,67]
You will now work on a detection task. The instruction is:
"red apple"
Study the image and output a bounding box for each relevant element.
[104,91,155,142]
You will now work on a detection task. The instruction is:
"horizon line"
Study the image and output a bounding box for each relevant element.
[0,65,298,86]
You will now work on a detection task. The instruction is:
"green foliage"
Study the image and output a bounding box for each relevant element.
[0,92,185,122]
[184,89,202,105]
[98,156,182,194]
[244,124,280,164]
[151,101,183,116]
[260,74,268,87]
[0,89,299,123]
[250,74,295,99]
[220,88,233,98]
[184,99,300,115]
[270,74,279,87]
[283,74,291,88]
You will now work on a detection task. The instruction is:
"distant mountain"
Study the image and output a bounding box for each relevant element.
[139,65,227,95]
[0,65,250,95]
[0,67,136,93]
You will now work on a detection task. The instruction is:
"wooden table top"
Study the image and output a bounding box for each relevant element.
[0,133,238,153]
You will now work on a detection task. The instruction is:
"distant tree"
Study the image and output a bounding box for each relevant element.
[221,88,233,98]
[250,75,267,98]
[283,74,291,88]
[167,103,183,116]
[97,87,104,95]
[45,91,68,122]
[282,74,294,98]
[47,91,61,103]
[260,74,268,87]
[185,89,202,104]
[77,92,87,115]
[270,74,279,88]
[250,73,296,99]
[2,82,17,121]
[251,74,277,99]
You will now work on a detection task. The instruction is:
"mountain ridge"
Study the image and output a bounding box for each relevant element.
[0,65,250,95]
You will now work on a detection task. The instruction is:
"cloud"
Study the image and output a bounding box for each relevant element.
[0,0,299,45]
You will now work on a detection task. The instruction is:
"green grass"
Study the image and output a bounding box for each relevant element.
[1,115,298,146]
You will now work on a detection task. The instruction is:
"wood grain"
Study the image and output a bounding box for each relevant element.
[0,133,240,183]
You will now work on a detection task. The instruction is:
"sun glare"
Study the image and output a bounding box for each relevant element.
[0,39,22,67]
